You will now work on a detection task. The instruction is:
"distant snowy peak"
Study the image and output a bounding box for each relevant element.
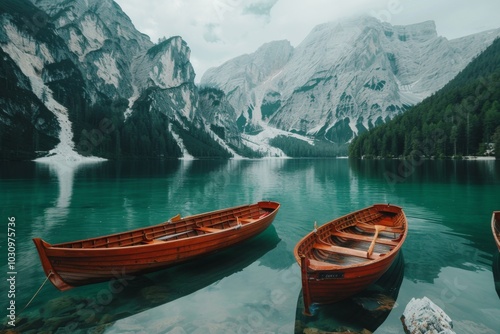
[203,40,293,92]
[391,20,438,41]
[201,16,500,144]
[32,0,151,53]
[202,40,293,136]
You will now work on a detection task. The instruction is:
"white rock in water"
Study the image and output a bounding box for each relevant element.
[401,297,455,334]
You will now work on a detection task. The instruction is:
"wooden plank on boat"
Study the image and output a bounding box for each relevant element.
[307,258,342,271]
[313,243,380,259]
[156,230,193,240]
[331,231,398,246]
[238,217,257,224]
[142,239,165,244]
[195,226,223,233]
[356,222,404,234]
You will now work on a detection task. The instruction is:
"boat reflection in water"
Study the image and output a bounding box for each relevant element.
[17,226,281,332]
[493,252,500,299]
[295,251,404,333]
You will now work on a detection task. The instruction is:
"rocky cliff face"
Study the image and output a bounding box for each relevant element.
[203,40,294,133]
[202,16,500,145]
[0,0,75,159]
[131,36,197,122]
[31,0,152,102]
[31,0,200,128]
[2,1,499,159]
[1,0,233,160]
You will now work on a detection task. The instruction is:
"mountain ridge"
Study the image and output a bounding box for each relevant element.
[349,37,500,159]
[0,0,242,160]
[1,1,499,160]
[201,16,500,149]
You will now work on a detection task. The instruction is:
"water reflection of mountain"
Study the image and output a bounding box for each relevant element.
[493,252,500,299]
[35,160,105,229]
[74,159,181,178]
[14,226,281,333]
[295,251,404,333]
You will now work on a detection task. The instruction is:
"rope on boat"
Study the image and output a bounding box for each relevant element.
[20,271,53,314]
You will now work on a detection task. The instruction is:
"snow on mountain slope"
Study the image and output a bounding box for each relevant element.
[4,1,498,160]
[14,0,207,160]
[241,123,315,157]
[0,17,101,162]
[202,40,294,131]
[201,16,500,146]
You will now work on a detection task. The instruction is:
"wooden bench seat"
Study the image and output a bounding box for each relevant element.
[142,239,165,244]
[195,226,222,233]
[331,231,399,246]
[238,217,256,224]
[313,243,380,260]
[355,223,404,234]
[307,258,341,270]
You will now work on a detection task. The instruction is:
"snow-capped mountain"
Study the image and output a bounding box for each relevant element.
[201,16,500,144]
[2,0,499,160]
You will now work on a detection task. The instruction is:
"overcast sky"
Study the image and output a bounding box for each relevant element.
[114,0,500,82]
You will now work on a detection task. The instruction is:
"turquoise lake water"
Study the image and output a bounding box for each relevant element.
[0,158,499,333]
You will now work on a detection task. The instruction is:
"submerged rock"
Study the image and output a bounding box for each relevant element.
[400,297,455,334]
[39,295,79,318]
[352,293,397,316]
[140,285,169,304]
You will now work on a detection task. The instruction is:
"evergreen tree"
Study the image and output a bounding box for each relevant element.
[494,126,500,159]
[349,38,500,159]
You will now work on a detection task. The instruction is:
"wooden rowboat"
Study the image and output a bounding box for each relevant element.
[294,203,407,315]
[33,201,280,291]
[493,211,500,251]
[294,251,405,332]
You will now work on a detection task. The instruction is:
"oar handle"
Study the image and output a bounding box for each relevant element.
[367,225,385,257]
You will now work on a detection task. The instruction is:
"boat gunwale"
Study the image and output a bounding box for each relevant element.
[492,211,500,250]
[294,204,407,271]
[37,217,274,254]
[39,201,280,250]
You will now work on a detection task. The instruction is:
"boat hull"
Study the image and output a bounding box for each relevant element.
[34,201,280,290]
[294,204,407,315]
[493,211,500,252]
[301,247,398,304]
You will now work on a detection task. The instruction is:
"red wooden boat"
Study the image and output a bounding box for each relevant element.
[492,211,500,251]
[33,201,280,291]
[294,204,407,315]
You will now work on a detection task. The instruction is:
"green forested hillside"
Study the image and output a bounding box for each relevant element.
[349,38,500,159]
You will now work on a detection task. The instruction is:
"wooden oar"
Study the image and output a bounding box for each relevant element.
[156,230,192,240]
[367,225,386,257]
